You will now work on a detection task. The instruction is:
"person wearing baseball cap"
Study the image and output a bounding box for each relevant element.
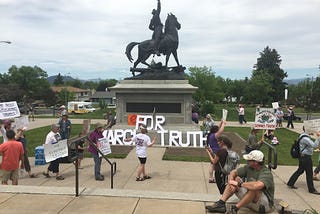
[206,150,274,213]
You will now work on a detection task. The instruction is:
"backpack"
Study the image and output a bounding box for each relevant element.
[290,135,309,158]
[220,149,240,175]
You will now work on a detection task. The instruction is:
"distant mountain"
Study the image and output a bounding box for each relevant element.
[47,76,102,85]
[284,78,306,85]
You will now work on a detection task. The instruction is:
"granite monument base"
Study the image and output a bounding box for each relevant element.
[110,80,198,125]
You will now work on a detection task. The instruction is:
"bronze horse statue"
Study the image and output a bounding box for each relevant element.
[125,13,181,71]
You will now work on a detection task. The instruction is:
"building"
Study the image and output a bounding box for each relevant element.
[51,86,92,102]
[89,91,116,105]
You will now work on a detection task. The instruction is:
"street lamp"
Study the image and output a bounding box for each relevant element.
[0,41,11,44]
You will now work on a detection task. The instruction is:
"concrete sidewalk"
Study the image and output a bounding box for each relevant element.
[0,118,317,213]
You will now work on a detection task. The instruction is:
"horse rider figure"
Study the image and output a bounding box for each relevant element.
[149,0,163,56]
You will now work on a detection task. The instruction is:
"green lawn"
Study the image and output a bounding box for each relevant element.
[24,124,319,166]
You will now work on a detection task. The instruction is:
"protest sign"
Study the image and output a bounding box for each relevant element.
[222,109,228,121]
[254,108,276,130]
[272,102,279,109]
[97,137,112,157]
[0,101,20,119]
[44,139,68,162]
[14,116,29,130]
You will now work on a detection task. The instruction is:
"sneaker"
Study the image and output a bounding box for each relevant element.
[313,176,320,181]
[95,176,104,181]
[259,205,266,214]
[206,202,226,213]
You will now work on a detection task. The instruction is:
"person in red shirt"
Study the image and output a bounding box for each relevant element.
[0,129,24,185]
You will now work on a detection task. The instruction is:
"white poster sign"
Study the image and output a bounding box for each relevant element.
[303,119,320,134]
[14,116,29,130]
[254,108,276,130]
[0,101,20,119]
[222,109,228,121]
[97,137,112,157]
[44,139,68,162]
[272,102,279,109]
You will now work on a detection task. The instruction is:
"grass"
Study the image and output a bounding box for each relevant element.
[24,124,319,166]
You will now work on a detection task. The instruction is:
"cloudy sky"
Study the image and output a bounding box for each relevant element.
[1,0,320,81]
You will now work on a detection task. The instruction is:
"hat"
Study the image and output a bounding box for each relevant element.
[60,105,66,109]
[3,119,11,126]
[206,114,211,118]
[289,106,293,110]
[51,124,60,129]
[94,122,104,129]
[243,150,264,162]
[271,137,279,144]
[139,124,147,130]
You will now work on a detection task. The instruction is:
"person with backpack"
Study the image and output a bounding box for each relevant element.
[205,135,235,194]
[206,150,274,213]
[287,130,320,195]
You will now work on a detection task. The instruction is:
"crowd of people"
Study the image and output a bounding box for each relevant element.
[1,103,320,213]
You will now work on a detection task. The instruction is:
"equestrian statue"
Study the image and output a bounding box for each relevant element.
[125,0,184,78]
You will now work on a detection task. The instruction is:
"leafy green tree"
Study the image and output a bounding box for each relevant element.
[68,79,84,89]
[186,66,225,116]
[96,79,118,91]
[0,83,24,102]
[53,73,64,86]
[252,46,287,103]
[6,65,50,102]
[83,81,99,90]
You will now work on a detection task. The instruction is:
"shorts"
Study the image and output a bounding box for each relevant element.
[235,186,273,212]
[2,169,19,183]
[138,157,147,164]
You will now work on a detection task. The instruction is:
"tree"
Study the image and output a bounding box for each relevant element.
[5,65,50,102]
[186,66,225,116]
[252,46,287,104]
[96,79,118,91]
[53,73,64,86]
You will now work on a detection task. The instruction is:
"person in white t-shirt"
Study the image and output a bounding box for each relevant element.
[125,124,157,181]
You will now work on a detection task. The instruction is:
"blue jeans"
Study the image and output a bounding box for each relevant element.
[93,153,102,179]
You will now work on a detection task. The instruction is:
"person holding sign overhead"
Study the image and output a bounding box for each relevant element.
[43,124,65,180]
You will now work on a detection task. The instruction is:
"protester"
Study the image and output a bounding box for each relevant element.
[286,106,294,129]
[191,109,199,124]
[206,135,232,194]
[105,111,116,129]
[287,130,320,194]
[124,124,157,181]
[236,104,247,125]
[0,130,25,185]
[206,120,226,183]
[43,124,65,180]
[245,128,263,154]
[0,119,13,143]
[59,113,71,140]
[275,107,284,128]
[206,150,274,213]
[202,114,215,137]
[16,128,38,178]
[88,122,105,181]
[77,132,86,169]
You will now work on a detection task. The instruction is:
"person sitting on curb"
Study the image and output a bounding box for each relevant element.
[206,150,274,213]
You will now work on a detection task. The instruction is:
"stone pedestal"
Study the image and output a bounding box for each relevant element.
[110,80,197,125]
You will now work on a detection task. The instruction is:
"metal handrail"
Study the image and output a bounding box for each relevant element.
[261,140,278,170]
[85,136,117,188]
[67,135,117,197]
